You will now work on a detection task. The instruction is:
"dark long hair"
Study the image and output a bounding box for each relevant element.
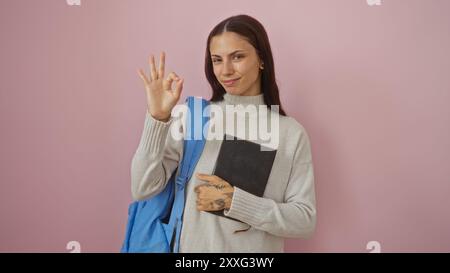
[204,14,287,116]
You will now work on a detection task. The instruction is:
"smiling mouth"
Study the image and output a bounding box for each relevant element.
[222,78,240,85]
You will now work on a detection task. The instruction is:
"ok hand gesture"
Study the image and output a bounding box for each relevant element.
[137,52,184,122]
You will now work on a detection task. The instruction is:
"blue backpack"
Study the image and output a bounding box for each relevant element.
[121,96,210,253]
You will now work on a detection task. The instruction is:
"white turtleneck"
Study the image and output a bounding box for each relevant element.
[130,93,316,252]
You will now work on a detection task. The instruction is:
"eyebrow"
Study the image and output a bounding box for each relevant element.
[211,50,246,57]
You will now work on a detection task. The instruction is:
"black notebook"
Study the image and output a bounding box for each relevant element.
[208,134,277,220]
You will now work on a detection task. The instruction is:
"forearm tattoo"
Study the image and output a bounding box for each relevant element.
[224,192,233,199]
[214,199,226,210]
[205,184,227,190]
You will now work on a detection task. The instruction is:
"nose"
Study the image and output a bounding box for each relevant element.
[222,59,234,75]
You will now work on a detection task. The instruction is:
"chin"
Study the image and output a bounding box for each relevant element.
[224,87,243,95]
[226,90,241,95]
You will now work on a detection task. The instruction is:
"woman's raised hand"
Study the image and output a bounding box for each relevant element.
[137,52,184,122]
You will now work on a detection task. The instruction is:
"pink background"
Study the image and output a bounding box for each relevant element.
[1,0,449,252]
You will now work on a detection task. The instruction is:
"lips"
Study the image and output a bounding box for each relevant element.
[222,78,240,85]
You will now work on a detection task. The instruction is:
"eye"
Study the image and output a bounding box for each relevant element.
[212,58,221,64]
[233,55,244,60]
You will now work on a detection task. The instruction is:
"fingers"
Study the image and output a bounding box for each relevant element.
[194,182,210,194]
[137,68,149,85]
[149,54,158,81]
[173,77,183,100]
[147,52,165,81]
[158,51,165,79]
[163,72,183,98]
[194,184,201,194]
[197,201,215,211]
[167,71,180,81]
[142,52,182,99]
[196,173,223,185]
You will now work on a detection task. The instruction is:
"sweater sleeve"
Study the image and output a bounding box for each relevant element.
[223,127,316,238]
[130,110,184,201]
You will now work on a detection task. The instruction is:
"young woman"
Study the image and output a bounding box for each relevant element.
[134,14,316,252]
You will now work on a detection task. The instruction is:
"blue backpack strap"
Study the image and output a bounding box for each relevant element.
[181,96,210,180]
[168,96,210,253]
[120,201,138,252]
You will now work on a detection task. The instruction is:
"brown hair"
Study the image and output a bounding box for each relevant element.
[205,14,287,116]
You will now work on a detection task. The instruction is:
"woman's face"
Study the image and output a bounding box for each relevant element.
[210,32,263,96]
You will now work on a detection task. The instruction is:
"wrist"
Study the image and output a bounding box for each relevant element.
[225,188,234,209]
[148,109,170,122]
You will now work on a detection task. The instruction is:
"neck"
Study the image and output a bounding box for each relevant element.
[222,92,265,106]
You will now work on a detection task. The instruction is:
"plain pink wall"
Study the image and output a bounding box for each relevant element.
[1,0,449,252]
